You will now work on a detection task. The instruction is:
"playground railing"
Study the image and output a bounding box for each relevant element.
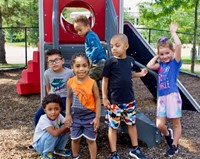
[0,26,200,73]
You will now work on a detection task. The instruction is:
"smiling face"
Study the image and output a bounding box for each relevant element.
[74,22,90,37]
[158,47,174,63]
[110,35,129,59]
[71,56,90,80]
[47,54,64,72]
[44,102,61,121]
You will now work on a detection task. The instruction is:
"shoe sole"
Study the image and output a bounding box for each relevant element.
[129,152,140,159]
[53,151,71,157]
[164,149,178,157]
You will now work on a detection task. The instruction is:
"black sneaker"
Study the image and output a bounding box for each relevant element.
[165,145,178,157]
[129,147,146,159]
[165,128,173,147]
[109,151,120,159]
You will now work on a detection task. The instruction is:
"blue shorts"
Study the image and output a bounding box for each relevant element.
[105,101,137,129]
[70,114,96,141]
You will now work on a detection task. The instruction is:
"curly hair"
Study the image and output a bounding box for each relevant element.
[73,15,90,26]
[42,94,62,109]
[70,52,90,67]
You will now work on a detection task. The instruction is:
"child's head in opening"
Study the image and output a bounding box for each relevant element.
[110,34,129,59]
[71,52,90,80]
[157,37,174,63]
[42,94,62,121]
[46,49,64,72]
[73,15,90,37]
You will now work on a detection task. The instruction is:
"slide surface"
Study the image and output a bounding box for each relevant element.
[124,20,200,112]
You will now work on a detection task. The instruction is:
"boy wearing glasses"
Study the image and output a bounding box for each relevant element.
[33,49,74,127]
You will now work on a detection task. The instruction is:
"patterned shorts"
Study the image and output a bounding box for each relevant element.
[105,101,137,129]
[157,92,182,118]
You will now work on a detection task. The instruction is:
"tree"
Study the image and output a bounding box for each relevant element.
[138,0,200,72]
[0,0,38,64]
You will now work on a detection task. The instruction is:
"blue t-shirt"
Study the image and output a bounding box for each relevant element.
[102,56,135,104]
[158,59,182,96]
[85,30,107,64]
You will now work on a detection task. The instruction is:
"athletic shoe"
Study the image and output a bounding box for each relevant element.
[165,128,173,147]
[165,145,178,157]
[129,147,146,159]
[72,156,80,159]
[53,148,72,157]
[41,152,54,159]
[109,151,120,159]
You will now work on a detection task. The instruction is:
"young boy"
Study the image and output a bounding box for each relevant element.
[33,49,74,126]
[73,15,107,94]
[32,94,72,159]
[102,34,147,159]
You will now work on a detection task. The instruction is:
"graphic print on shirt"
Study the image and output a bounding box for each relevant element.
[51,79,65,92]
[158,66,170,90]
[73,87,88,106]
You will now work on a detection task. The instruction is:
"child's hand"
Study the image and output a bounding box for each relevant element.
[170,22,178,34]
[103,97,111,110]
[140,68,148,77]
[65,115,73,128]
[91,117,100,132]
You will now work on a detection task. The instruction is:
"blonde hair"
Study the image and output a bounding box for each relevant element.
[157,37,174,53]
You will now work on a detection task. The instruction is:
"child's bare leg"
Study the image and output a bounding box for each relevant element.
[108,127,117,152]
[128,125,138,146]
[171,118,182,146]
[156,117,168,135]
[86,139,97,159]
[72,138,81,157]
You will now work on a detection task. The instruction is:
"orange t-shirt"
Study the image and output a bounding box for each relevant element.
[68,76,96,112]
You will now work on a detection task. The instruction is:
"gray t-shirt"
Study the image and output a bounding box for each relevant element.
[43,67,74,97]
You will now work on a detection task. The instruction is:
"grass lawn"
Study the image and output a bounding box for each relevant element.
[0,63,25,70]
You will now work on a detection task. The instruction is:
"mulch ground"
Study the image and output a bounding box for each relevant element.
[0,70,200,159]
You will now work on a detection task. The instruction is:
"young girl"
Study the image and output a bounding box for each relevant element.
[65,52,101,159]
[146,23,182,157]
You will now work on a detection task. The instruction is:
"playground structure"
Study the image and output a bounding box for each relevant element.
[16,0,200,148]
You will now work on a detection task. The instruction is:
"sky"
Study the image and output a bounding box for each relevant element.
[124,0,153,7]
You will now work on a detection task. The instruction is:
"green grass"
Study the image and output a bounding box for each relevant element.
[182,56,200,64]
[0,63,25,70]
[181,68,200,75]
[6,42,26,47]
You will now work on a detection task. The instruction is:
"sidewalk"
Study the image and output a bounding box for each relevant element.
[5,44,37,64]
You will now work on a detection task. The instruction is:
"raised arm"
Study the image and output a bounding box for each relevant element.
[170,22,181,62]
[146,55,160,70]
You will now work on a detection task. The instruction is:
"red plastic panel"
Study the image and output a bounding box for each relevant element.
[44,0,106,43]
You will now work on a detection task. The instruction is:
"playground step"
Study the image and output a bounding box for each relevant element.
[16,79,40,95]
[32,51,40,63]
[27,60,40,72]
[21,69,40,83]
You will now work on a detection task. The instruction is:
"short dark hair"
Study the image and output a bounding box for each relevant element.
[71,52,90,67]
[42,94,62,109]
[45,49,63,59]
[73,15,90,26]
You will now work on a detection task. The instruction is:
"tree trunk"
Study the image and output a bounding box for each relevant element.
[0,9,7,64]
[191,0,198,73]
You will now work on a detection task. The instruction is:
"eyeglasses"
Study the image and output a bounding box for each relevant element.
[48,57,63,65]
[159,37,169,42]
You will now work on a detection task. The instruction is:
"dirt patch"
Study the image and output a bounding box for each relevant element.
[0,70,200,159]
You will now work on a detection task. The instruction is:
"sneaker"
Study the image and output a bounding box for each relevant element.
[27,144,34,151]
[109,151,120,159]
[165,128,173,147]
[129,147,146,159]
[41,152,54,159]
[53,148,72,157]
[72,156,80,159]
[165,145,178,157]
